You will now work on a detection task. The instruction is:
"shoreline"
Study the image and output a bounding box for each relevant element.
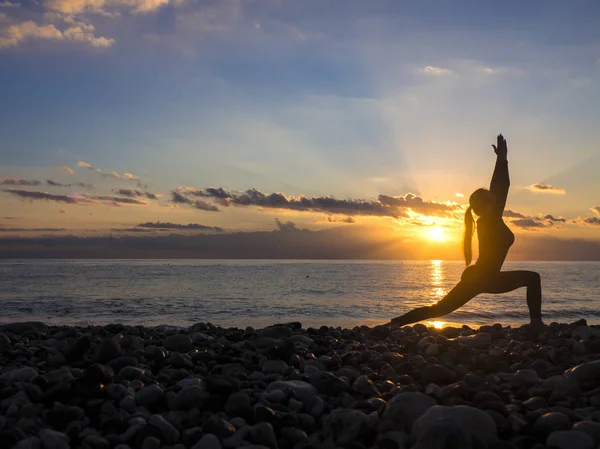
[1,320,600,448]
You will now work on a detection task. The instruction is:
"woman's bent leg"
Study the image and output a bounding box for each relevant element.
[482,271,542,323]
[390,281,480,327]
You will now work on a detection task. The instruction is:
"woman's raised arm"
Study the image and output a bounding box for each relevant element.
[490,134,509,215]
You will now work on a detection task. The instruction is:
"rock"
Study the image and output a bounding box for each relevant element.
[571,421,600,445]
[164,334,192,352]
[39,429,70,449]
[523,397,547,411]
[262,360,288,374]
[192,434,221,449]
[353,375,380,397]
[511,369,540,387]
[458,332,492,349]
[82,435,110,449]
[1,367,38,383]
[14,437,41,449]
[266,380,317,401]
[413,405,497,444]
[250,422,277,449]
[421,365,456,386]
[141,436,160,449]
[259,325,293,339]
[94,339,122,363]
[533,412,570,439]
[305,396,325,418]
[381,392,437,431]
[135,385,164,408]
[412,421,474,449]
[149,415,180,444]
[565,360,600,390]
[0,322,47,333]
[323,409,370,446]
[225,392,252,416]
[281,428,308,446]
[377,431,408,449]
[172,386,207,411]
[307,371,351,395]
[546,430,594,449]
[203,416,236,438]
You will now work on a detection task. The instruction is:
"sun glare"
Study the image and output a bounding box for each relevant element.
[427,226,446,241]
[428,321,446,329]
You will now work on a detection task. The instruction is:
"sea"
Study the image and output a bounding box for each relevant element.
[1,260,599,329]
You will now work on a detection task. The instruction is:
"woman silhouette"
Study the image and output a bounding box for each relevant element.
[384,134,543,328]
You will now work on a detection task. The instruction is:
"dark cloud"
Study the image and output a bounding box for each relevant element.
[511,218,548,229]
[194,200,219,212]
[171,190,193,205]
[1,178,41,186]
[503,210,526,219]
[137,222,223,232]
[274,218,308,233]
[91,195,147,205]
[75,182,94,189]
[543,214,566,223]
[5,189,79,203]
[583,217,600,226]
[0,228,66,232]
[114,189,158,200]
[327,216,356,223]
[47,180,72,187]
[526,182,566,194]
[176,187,460,218]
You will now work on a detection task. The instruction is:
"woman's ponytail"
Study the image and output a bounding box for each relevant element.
[463,206,474,266]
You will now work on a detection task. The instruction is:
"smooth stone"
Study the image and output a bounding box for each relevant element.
[377,431,408,449]
[458,332,492,349]
[14,437,40,449]
[172,386,207,411]
[141,436,160,449]
[512,369,540,387]
[381,392,437,431]
[323,409,369,446]
[571,421,600,445]
[265,389,286,404]
[135,385,164,408]
[262,360,288,374]
[82,435,110,449]
[203,416,236,438]
[304,395,325,418]
[533,412,570,439]
[149,415,180,444]
[192,434,221,449]
[265,380,317,401]
[1,367,38,383]
[39,429,70,449]
[412,421,473,449]
[353,375,380,397]
[413,405,497,444]
[164,334,192,352]
[546,430,594,449]
[421,364,456,386]
[94,339,122,363]
[222,426,251,448]
[281,427,308,446]
[565,360,600,390]
[225,392,252,416]
[523,397,547,410]
[250,422,277,449]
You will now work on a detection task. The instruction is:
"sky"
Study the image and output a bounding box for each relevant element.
[1,0,600,259]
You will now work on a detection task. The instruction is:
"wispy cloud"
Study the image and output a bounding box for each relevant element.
[5,189,78,203]
[1,178,41,186]
[525,182,566,195]
[174,187,461,219]
[137,221,222,232]
[327,216,355,224]
[4,189,147,206]
[274,218,307,233]
[114,188,157,200]
[47,180,71,187]
[420,65,453,76]
[503,210,526,219]
[59,166,74,175]
[77,161,93,169]
[0,21,63,48]
[592,206,600,216]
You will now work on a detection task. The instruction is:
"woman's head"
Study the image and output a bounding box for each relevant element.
[463,188,496,266]
[469,188,496,217]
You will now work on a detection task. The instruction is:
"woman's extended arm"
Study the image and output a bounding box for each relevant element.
[490,134,509,215]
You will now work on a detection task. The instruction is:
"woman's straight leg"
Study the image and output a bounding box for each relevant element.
[482,270,542,322]
[389,280,481,327]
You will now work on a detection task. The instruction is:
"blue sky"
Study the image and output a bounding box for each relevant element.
[1,0,600,245]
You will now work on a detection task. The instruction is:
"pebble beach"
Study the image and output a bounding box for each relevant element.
[1,320,600,449]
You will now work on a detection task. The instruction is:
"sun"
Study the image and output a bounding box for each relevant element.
[427,226,446,242]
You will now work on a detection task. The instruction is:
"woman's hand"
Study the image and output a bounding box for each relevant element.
[492,134,507,160]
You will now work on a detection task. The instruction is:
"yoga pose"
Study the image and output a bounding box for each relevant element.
[385,134,543,328]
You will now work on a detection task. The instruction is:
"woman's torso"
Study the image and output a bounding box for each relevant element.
[475,215,514,273]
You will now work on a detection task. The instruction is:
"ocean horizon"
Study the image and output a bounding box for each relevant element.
[1,259,598,329]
